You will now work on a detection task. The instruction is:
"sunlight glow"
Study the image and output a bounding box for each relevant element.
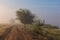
[0,5,16,23]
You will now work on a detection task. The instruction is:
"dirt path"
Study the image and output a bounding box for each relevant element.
[1,25,33,40]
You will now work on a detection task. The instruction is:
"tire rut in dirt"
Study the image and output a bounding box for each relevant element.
[1,25,34,40]
[16,26,25,40]
[1,26,14,40]
[16,26,33,40]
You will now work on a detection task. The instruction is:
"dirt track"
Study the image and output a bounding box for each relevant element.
[1,25,33,40]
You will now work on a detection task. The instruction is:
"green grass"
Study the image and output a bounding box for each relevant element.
[42,28,60,40]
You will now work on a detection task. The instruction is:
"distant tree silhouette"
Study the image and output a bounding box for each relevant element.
[16,8,35,25]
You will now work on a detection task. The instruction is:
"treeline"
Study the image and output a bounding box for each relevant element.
[43,24,59,29]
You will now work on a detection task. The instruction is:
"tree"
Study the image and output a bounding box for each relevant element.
[32,20,43,34]
[16,8,35,25]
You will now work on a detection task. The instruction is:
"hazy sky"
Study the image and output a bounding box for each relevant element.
[0,0,60,26]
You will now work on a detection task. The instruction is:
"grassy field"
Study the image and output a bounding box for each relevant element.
[42,28,60,40]
[0,24,10,35]
[0,24,60,40]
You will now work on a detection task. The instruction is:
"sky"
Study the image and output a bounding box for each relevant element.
[0,0,60,27]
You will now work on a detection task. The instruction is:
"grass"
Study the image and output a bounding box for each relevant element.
[0,24,60,40]
[0,24,10,35]
[42,28,60,40]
